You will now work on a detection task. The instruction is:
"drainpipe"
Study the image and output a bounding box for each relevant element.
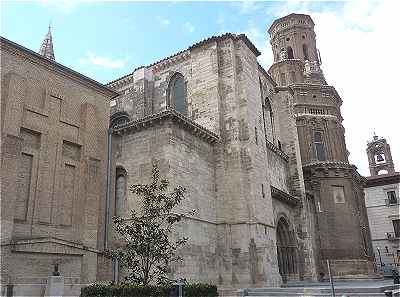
[104,127,113,251]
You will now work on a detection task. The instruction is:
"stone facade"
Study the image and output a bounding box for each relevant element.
[1,12,377,295]
[105,13,374,287]
[364,135,400,271]
[0,37,117,296]
[268,13,375,278]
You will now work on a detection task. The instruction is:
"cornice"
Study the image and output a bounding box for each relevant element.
[112,109,219,144]
[266,138,289,162]
[365,173,400,188]
[1,36,119,98]
[271,186,300,207]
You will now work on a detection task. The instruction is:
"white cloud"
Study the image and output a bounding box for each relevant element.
[184,22,195,33]
[233,1,260,15]
[261,0,400,176]
[157,16,170,26]
[39,0,81,14]
[78,51,125,69]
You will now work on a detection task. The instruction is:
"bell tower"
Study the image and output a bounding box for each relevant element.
[367,134,395,176]
[268,13,325,86]
[267,13,375,279]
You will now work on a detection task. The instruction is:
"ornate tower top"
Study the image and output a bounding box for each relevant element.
[39,25,55,61]
[366,134,396,176]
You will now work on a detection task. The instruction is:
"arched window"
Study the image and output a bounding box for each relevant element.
[110,111,130,129]
[263,98,275,142]
[115,168,126,217]
[314,131,326,161]
[302,44,309,60]
[287,46,294,59]
[168,73,186,115]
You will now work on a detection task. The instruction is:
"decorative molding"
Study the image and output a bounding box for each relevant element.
[266,138,289,162]
[271,186,300,207]
[112,109,219,144]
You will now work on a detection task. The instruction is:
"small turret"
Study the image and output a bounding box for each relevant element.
[367,133,396,176]
[39,25,55,61]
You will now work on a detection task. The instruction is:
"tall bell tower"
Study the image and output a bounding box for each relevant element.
[268,13,375,278]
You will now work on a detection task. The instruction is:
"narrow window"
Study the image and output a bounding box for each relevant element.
[290,71,296,83]
[262,184,265,198]
[393,219,400,237]
[332,185,345,203]
[169,73,186,114]
[387,191,397,204]
[287,46,294,59]
[280,73,286,85]
[263,99,275,141]
[302,44,309,60]
[255,126,258,145]
[314,131,326,161]
[115,169,126,217]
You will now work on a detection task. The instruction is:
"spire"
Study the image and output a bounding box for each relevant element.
[39,25,55,61]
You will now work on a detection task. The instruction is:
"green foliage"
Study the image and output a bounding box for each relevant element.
[106,164,194,286]
[81,283,219,297]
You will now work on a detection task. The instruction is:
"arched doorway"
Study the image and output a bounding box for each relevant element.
[276,217,298,282]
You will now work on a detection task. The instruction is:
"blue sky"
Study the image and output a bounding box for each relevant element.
[1,1,342,83]
[1,1,399,176]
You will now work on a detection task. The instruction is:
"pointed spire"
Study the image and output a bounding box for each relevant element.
[39,25,55,61]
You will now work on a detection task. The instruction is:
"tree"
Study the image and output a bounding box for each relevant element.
[107,164,193,286]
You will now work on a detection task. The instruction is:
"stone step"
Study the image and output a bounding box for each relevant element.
[242,283,399,297]
[247,292,386,297]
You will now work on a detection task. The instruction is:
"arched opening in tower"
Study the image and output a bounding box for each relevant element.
[287,46,294,59]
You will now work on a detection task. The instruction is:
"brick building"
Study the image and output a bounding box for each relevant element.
[0,32,117,296]
[1,13,376,295]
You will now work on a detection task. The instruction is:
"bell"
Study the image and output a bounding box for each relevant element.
[376,153,384,162]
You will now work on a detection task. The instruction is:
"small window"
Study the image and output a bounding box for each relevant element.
[393,220,400,237]
[302,44,309,60]
[332,185,345,203]
[280,73,286,85]
[290,71,296,83]
[262,184,265,199]
[115,169,126,217]
[255,126,258,145]
[314,131,326,161]
[287,46,294,59]
[387,191,397,204]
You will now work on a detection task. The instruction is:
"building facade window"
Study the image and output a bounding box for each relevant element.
[387,191,397,204]
[313,131,326,161]
[393,219,400,238]
[302,44,309,60]
[168,73,187,115]
[332,185,345,203]
[263,98,275,142]
[287,46,294,59]
[115,168,126,217]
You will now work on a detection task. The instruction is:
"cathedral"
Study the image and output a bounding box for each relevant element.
[1,13,375,296]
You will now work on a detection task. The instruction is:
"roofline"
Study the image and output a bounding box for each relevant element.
[365,172,400,188]
[107,33,261,86]
[258,62,277,88]
[268,13,314,35]
[1,36,119,98]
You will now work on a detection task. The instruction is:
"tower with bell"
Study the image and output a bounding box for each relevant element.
[367,133,396,176]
